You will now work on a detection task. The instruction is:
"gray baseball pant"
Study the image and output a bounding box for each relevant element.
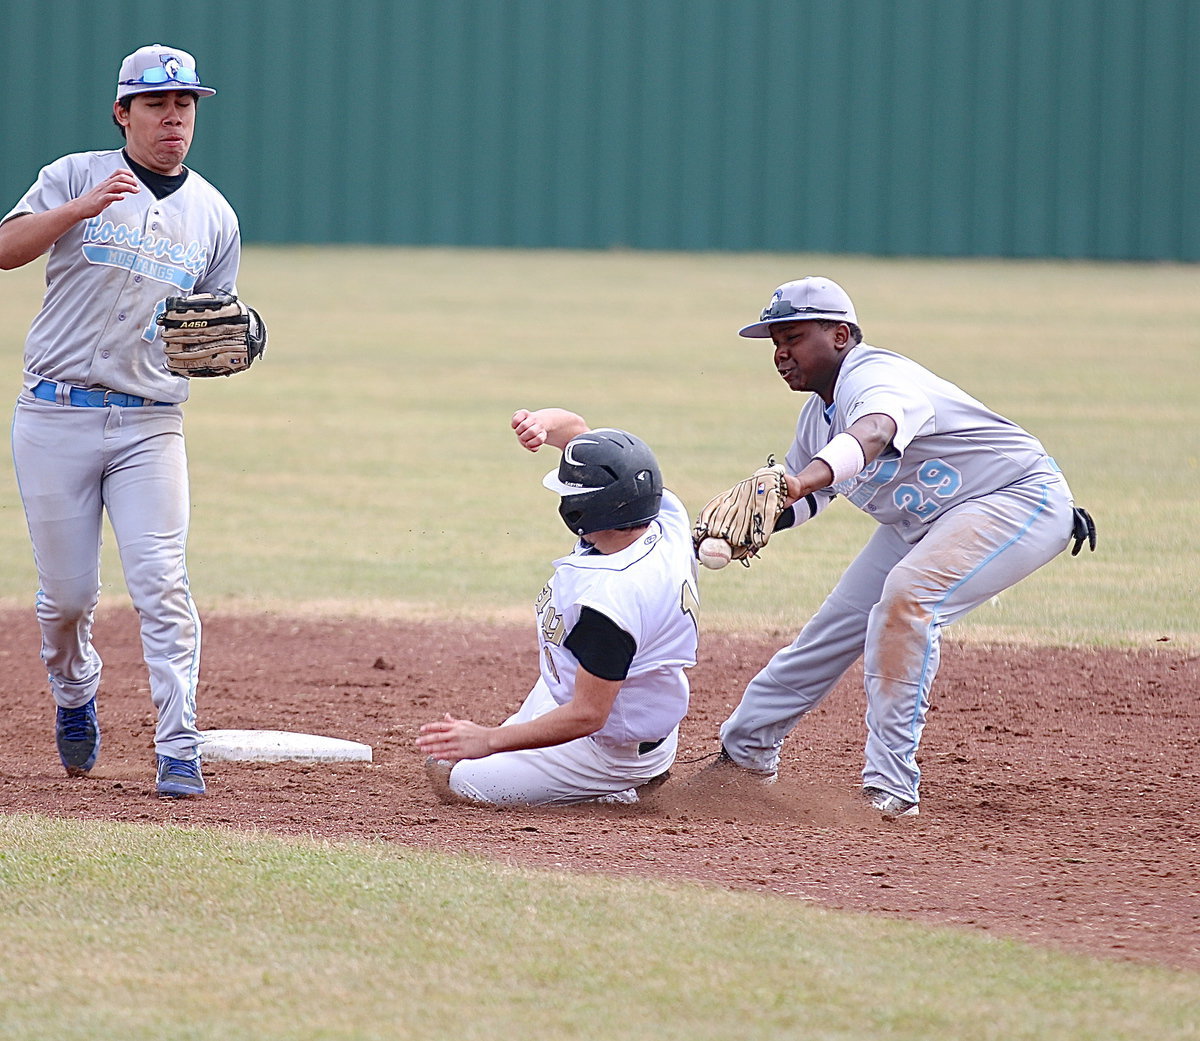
[719,470,1075,804]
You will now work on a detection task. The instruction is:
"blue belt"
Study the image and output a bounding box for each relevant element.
[32,380,172,408]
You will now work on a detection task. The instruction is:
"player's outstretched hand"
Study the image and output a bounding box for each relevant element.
[416,713,494,762]
[512,408,549,451]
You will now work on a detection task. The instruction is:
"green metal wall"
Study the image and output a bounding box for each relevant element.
[2,0,1196,260]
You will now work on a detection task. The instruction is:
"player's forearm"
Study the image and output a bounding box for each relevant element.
[530,408,590,450]
[487,670,620,752]
[0,208,87,270]
[784,462,836,505]
[786,412,898,501]
[485,701,607,752]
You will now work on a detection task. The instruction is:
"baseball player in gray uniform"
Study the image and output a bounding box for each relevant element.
[417,407,700,806]
[705,277,1095,817]
[0,44,241,797]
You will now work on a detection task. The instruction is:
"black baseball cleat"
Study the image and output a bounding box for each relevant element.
[423,756,458,804]
[640,769,672,792]
[56,697,101,776]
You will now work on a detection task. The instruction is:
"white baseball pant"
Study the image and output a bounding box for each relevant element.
[448,678,677,806]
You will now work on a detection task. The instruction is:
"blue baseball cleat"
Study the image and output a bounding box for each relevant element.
[56,697,101,776]
[156,754,206,797]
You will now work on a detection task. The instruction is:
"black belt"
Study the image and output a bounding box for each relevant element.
[638,738,666,755]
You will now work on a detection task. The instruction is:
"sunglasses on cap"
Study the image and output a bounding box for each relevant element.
[760,298,848,321]
[120,62,201,88]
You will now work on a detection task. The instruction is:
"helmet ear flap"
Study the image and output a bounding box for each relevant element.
[559,503,586,534]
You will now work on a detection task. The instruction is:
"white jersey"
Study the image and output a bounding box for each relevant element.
[533,490,699,747]
[786,344,1062,543]
[4,149,241,404]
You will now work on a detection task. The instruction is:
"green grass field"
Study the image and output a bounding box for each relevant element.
[2,816,1197,1041]
[1,246,1197,644]
[1,249,1197,1039]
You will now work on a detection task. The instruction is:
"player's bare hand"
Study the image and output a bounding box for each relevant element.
[73,170,140,219]
[416,713,495,761]
[512,408,590,451]
[0,170,143,271]
[512,409,549,452]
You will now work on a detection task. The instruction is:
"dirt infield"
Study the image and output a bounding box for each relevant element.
[1,608,1196,972]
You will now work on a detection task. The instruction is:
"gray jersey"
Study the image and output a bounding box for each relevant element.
[4,149,240,403]
[785,344,1061,543]
[728,340,1078,803]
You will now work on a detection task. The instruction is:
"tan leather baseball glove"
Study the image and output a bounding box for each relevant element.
[157,292,267,378]
[693,459,789,565]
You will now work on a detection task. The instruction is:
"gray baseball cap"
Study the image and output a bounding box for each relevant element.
[116,44,216,102]
[738,276,858,338]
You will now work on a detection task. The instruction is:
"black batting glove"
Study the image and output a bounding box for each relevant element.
[1070,507,1097,556]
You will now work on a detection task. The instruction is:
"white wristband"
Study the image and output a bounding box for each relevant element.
[813,432,866,486]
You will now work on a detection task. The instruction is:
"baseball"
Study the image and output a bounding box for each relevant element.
[698,537,733,570]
